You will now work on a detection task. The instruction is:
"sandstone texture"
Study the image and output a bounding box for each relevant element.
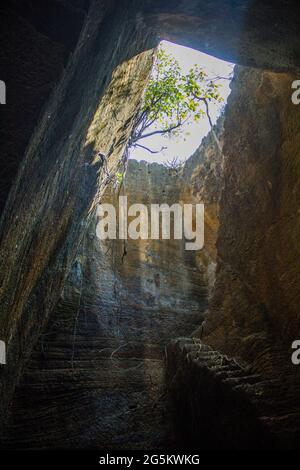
[171,68,300,448]
[4,128,222,448]
[0,2,155,432]
[1,0,300,450]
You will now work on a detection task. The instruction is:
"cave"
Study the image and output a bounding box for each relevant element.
[1,0,300,453]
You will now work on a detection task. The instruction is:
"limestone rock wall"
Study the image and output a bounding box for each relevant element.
[4,128,223,448]
[204,68,300,372]
[181,116,224,291]
[1,0,300,450]
[168,67,300,448]
[0,0,155,432]
[0,1,87,213]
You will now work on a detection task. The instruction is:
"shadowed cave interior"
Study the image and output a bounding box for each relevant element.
[0,0,300,450]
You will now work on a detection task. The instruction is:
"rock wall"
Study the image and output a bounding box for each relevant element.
[205,68,300,369]
[142,0,300,70]
[0,1,155,432]
[1,0,299,222]
[6,61,300,448]
[181,116,224,291]
[4,128,223,449]
[168,67,300,448]
[1,0,300,450]
[0,1,88,213]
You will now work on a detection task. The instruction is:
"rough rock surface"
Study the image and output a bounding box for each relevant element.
[1,0,300,450]
[0,1,88,213]
[167,338,285,449]
[181,116,224,291]
[170,68,300,448]
[4,133,222,448]
[205,68,300,369]
[0,5,155,432]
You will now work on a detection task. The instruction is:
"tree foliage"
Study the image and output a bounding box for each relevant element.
[128,46,224,154]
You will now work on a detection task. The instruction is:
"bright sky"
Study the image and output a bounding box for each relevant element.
[130,41,235,164]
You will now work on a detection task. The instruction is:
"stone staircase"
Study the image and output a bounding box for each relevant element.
[167,338,300,449]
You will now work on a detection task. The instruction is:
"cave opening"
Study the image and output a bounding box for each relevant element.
[3,42,237,450]
[130,40,234,165]
[56,42,237,448]
[93,41,235,353]
[90,41,236,354]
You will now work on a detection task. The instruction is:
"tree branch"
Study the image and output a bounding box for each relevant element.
[191,93,222,153]
[134,143,167,154]
[138,121,182,140]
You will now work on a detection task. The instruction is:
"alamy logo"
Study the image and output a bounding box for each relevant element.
[96,196,204,251]
[291,340,300,365]
[0,80,6,104]
[291,80,300,105]
[0,341,6,365]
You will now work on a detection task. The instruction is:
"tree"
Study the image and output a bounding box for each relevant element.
[127,46,225,155]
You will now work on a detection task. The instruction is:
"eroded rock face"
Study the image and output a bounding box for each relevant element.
[4,129,222,449]
[169,67,300,447]
[0,5,155,431]
[1,0,299,220]
[167,338,271,450]
[141,0,300,71]
[2,0,287,218]
[181,117,224,291]
[1,0,300,450]
[204,68,300,368]
[0,1,88,213]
